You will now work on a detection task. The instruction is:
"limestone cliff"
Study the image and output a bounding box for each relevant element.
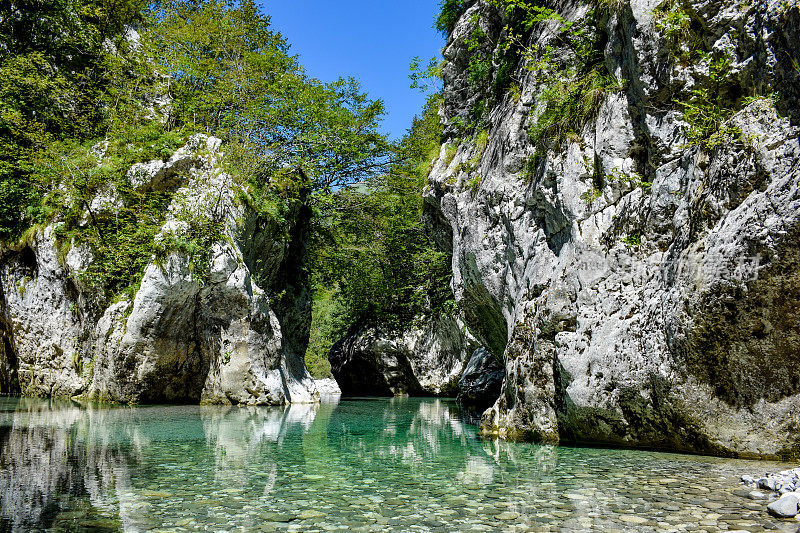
[425,0,800,458]
[0,135,319,404]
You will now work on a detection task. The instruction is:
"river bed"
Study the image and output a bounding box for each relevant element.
[0,396,795,532]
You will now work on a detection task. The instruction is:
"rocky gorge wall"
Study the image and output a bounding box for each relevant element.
[0,135,321,405]
[424,0,800,458]
[329,316,480,397]
[328,317,506,411]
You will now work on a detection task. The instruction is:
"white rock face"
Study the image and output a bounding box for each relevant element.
[0,227,86,397]
[425,0,800,456]
[0,135,320,405]
[314,378,341,397]
[329,316,479,396]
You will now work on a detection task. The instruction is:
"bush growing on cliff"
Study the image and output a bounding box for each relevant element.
[492,1,624,151]
[436,0,469,35]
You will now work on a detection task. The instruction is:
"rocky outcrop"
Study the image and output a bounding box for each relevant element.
[0,135,320,405]
[314,378,341,396]
[329,315,479,396]
[456,347,505,412]
[425,0,800,457]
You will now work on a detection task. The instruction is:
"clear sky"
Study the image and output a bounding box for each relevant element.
[258,0,444,140]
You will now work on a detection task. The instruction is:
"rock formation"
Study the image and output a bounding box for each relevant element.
[456,347,505,412]
[425,0,800,458]
[0,135,319,405]
[329,315,480,396]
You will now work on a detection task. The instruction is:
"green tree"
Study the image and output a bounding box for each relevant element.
[147,0,392,196]
[0,0,147,239]
[311,94,454,337]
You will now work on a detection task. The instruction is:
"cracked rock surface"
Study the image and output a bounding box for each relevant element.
[0,135,319,405]
[425,0,800,457]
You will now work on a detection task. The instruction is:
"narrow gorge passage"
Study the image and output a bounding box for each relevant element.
[1,0,799,530]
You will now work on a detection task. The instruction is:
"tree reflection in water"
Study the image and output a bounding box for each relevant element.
[0,396,491,531]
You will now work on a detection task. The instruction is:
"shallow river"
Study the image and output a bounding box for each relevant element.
[0,396,795,532]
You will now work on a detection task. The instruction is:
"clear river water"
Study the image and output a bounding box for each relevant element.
[0,396,796,532]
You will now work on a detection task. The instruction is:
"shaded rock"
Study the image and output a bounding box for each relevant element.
[456,348,504,412]
[0,135,319,405]
[759,477,781,492]
[329,315,478,397]
[329,328,422,396]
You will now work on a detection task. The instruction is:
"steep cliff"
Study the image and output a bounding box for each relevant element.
[425,0,800,458]
[0,135,319,404]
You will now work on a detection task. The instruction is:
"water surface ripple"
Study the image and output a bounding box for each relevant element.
[0,396,795,532]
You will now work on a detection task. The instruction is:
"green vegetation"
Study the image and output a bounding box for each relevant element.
[607,168,652,191]
[591,0,628,10]
[0,0,149,240]
[529,68,622,151]
[454,129,489,179]
[465,15,493,90]
[466,174,483,193]
[436,0,469,35]
[494,1,624,152]
[521,152,544,184]
[308,94,455,367]
[676,57,742,150]
[305,284,347,378]
[1,0,392,307]
[653,0,707,64]
[44,128,190,301]
[651,2,772,152]
[149,0,391,196]
[622,233,641,248]
[433,0,624,142]
[409,56,442,95]
[581,186,603,207]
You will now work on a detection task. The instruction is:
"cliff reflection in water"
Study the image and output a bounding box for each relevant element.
[0,396,500,531]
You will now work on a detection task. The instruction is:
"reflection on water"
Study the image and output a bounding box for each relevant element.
[0,396,795,532]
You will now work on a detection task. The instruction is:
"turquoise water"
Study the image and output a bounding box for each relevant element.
[0,396,795,532]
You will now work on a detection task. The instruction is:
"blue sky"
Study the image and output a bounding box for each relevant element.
[258,0,444,140]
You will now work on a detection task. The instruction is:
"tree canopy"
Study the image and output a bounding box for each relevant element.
[148,0,392,196]
[0,0,395,243]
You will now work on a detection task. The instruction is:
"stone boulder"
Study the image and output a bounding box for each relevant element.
[767,493,800,518]
[456,348,505,412]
